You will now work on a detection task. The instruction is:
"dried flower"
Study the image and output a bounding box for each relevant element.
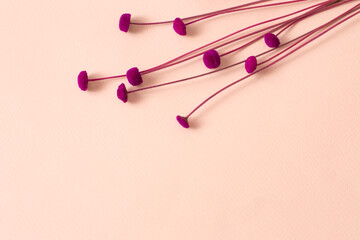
[126,67,143,86]
[264,33,281,48]
[203,49,221,69]
[173,18,187,36]
[117,83,128,103]
[77,71,88,91]
[176,116,190,128]
[78,0,359,128]
[245,56,258,73]
[119,13,131,32]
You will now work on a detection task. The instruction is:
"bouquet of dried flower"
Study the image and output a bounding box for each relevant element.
[78,0,359,128]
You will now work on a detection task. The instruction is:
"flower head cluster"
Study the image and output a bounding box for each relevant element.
[78,0,359,128]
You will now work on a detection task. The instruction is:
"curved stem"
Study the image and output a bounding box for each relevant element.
[130,0,272,25]
[275,1,330,36]
[185,3,360,119]
[219,0,347,57]
[185,0,310,25]
[260,1,359,66]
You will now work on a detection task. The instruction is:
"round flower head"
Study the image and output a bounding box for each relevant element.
[173,18,186,36]
[126,67,143,86]
[203,49,221,69]
[245,56,257,73]
[78,71,88,91]
[119,13,131,32]
[264,33,280,48]
[176,115,189,128]
[117,83,128,103]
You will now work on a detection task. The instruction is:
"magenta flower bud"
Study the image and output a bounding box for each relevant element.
[78,71,88,91]
[245,56,257,73]
[203,49,221,69]
[176,115,189,128]
[117,83,128,103]
[173,18,186,36]
[119,13,131,32]
[126,67,143,86]
[264,33,280,48]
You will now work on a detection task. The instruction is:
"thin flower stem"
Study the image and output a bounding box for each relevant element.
[89,74,127,82]
[218,9,317,57]
[130,0,272,25]
[259,3,358,65]
[182,0,272,21]
[129,21,174,25]
[275,0,333,36]
[185,0,311,25]
[185,3,360,119]
[219,0,349,57]
[276,19,298,36]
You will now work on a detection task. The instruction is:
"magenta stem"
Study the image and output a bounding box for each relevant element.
[275,0,333,36]
[182,0,272,21]
[185,3,360,119]
[218,0,334,57]
[259,1,360,66]
[130,0,272,25]
[221,0,353,57]
[89,74,126,81]
[185,0,310,25]
[129,21,174,25]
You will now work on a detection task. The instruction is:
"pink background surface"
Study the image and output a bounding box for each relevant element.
[1,0,360,239]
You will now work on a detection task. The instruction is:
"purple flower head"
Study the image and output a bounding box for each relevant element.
[78,71,88,91]
[264,33,280,48]
[119,13,131,32]
[173,18,186,36]
[176,115,189,128]
[203,49,221,69]
[126,67,143,86]
[245,56,257,73]
[117,83,128,103]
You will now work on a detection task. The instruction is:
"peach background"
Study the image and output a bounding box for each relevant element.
[1,0,360,239]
